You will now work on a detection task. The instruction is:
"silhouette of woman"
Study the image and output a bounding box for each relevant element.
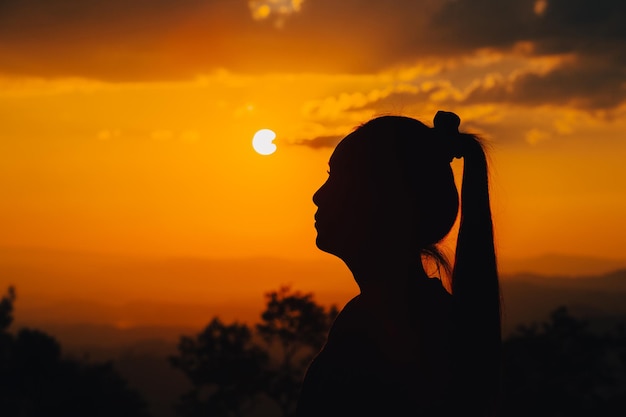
[296,111,501,417]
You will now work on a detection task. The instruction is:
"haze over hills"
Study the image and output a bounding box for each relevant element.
[0,246,355,326]
[2,246,626,349]
[501,269,626,332]
[499,252,626,276]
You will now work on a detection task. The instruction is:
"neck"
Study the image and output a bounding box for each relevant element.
[343,253,430,299]
[341,254,432,337]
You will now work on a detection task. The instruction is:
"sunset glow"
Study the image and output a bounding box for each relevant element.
[1,0,625,331]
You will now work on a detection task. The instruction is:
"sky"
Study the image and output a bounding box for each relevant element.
[1,0,626,328]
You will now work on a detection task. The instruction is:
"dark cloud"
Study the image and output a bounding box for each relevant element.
[428,0,626,55]
[0,0,624,109]
[294,135,344,149]
[423,0,626,109]
[427,0,537,52]
[0,0,253,80]
[359,89,446,113]
[464,58,626,109]
[351,59,626,111]
[0,0,440,80]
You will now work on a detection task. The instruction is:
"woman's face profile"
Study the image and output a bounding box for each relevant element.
[312,126,426,261]
[312,134,372,258]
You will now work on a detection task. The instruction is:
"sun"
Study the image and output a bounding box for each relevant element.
[252,129,277,155]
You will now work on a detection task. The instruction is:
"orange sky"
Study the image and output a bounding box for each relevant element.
[1,0,626,328]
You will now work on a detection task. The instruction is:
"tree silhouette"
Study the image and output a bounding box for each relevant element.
[170,286,338,417]
[501,306,626,417]
[256,286,338,417]
[0,287,151,417]
[169,317,268,417]
[0,286,15,332]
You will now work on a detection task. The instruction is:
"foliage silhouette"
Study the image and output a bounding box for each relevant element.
[501,306,626,417]
[170,286,337,417]
[169,317,268,417]
[257,287,339,416]
[0,286,151,417]
[0,286,15,331]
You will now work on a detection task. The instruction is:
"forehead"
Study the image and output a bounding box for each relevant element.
[329,127,409,178]
[328,130,376,171]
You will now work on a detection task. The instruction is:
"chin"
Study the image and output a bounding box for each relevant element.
[315,235,344,259]
[315,235,332,253]
[315,235,328,252]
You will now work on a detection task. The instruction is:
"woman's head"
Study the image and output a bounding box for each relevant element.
[313,113,460,263]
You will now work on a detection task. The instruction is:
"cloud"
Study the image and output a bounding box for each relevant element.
[0,0,624,110]
[300,80,463,123]
[248,0,304,27]
[302,87,402,120]
[424,0,626,109]
[525,128,551,145]
[0,0,450,79]
[358,81,463,112]
[428,0,626,54]
[300,51,626,116]
[294,135,344,149]
[461,54,626,110]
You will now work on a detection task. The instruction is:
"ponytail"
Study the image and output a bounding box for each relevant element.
[453,134,501,416]
[434,110,501,417]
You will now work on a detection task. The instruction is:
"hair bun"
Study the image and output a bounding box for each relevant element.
[434,110,463,161]
[433,110,461,135]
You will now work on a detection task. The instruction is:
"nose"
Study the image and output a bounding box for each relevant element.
[312,180,327,207]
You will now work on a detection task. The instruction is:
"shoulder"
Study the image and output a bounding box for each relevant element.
[326,296,367,341]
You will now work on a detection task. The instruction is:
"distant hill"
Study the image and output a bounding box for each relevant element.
[499,253,626,276]
[0,245,355,328]
[500,268,626,335]
[20,322,195,355]
[4,246,626,344]
[12,268,626,350]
